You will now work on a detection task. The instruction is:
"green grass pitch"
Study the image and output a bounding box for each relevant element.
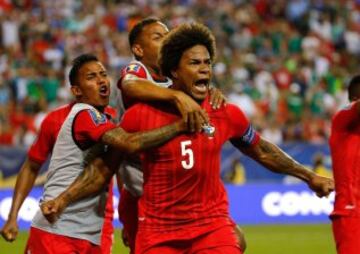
[0,224,336,254]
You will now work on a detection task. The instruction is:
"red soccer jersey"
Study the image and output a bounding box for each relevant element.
[120,96,259,241]
[330,102,360,217]
[27,103,116,250]
[28,103,116,162]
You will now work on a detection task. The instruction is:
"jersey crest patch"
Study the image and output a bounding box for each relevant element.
[126,64,141,73]
[88,109,107,125]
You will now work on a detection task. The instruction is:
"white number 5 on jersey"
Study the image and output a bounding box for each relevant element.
[181,140,194,170]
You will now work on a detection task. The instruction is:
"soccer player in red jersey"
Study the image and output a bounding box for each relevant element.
[330,75,360,254]
[117,18,229,253]
[0,54,188,254]
[118,23,334,254]
[0,102,116,254]
[0,79,116,253]
[119,18,250,254]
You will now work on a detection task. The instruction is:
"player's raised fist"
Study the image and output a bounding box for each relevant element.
[307,174,335,198]
[40,198,66,224]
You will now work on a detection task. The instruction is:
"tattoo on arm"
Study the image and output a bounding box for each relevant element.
[59,155,118,205]
[102,121,183,154]
[233,138,314,183]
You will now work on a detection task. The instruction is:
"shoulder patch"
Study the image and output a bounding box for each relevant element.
[126,63,141,73]
[88,109,107,125]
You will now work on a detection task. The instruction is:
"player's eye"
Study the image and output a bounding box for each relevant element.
[86,74,96,80]
[152,33,164,41]
[190,60,200,65]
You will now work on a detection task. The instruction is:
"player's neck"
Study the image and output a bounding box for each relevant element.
[171,84,205,105]
[76,99,106,112]
[95,106,106,113]
[143,62,161,77]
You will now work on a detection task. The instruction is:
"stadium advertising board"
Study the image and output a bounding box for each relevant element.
[227,183,334,225]
[0,184,333,229]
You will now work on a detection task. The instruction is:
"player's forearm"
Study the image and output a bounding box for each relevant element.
[8,159,40,219]
[102,120,186,154]
[56,157,113,206]
[122,78,177,102]
[131,120,185,151]
[240,138,315,183]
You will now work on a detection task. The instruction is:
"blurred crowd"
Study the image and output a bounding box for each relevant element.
[0,0,359,147]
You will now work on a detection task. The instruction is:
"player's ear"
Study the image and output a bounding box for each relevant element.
[171,70,178,79]
[71,85,82,98]
[132,44,143,59]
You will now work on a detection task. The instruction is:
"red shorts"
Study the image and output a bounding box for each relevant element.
[136,225,242,254]
[118,187,139,253]
[332,216,360,254]
[25,227,102,254]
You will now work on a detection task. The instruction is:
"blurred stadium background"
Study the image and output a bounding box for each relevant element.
[1,0,360,253]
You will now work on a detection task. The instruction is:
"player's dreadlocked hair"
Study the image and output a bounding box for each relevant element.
[69,54,99,86]
[129,17,160,46]
[159,22,216,79]
[348,75,360,101]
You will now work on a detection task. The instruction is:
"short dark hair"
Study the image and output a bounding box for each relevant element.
[159,22,216,79]
[128,18,160,48]
[69,54,99,86]
[348,74,360,101]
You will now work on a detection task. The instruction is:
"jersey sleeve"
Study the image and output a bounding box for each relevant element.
[332,102,360,131]
[117,63,148,109]
[73,109,117,147]
[27,114,56,164]
[226,103,260,147]
[117,63,147,90]
[119,105,140,132]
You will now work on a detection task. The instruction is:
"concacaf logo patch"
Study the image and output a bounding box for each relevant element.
[88,109,107,125]
[126,64,140,73]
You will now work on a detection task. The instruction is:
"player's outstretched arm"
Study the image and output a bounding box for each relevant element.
[41,150,121,224]
[122,76,209,132]
[232,137,334,197]
[101,119,188,153]
[1,159,41,242]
